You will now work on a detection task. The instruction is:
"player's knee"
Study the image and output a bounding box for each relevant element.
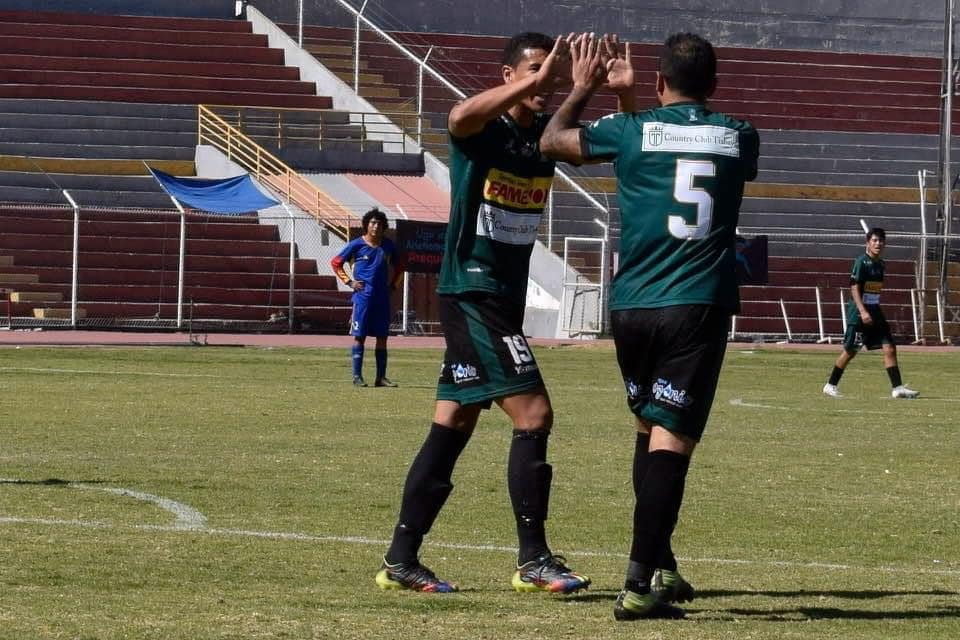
[521,402,553,431]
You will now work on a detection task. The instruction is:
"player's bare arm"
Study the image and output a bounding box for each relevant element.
[540,33,607,163]
[448,34,574,138]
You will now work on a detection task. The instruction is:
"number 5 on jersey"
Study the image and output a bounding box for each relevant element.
[669,159,716,241]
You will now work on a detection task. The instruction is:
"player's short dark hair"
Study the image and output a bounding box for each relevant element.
[659,32,717,100]
[361,208,388,233]
[867,227,886,241]
[502,31,554,67]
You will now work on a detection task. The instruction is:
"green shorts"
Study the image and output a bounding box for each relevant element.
[435,293,544,407]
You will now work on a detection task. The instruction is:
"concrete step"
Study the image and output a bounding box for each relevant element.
[33,307,85,319]
[0,155,194,176]
[0,272,38,283]
[10,291,62,303]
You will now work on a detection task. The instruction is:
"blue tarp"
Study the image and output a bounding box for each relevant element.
[148,168,279,215]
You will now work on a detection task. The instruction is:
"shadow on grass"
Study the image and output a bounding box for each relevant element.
[707,605,960,621]
[699,588,958,599]
[0,478,107,486]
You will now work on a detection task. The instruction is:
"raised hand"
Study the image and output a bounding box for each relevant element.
[535,33,576,94]
[570,32,606,91]
[603,35,634,94]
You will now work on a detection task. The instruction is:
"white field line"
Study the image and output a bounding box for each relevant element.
[729,398,891,415]
[73,484,207,530]
[2,514,959,578]
[0,366,218,378]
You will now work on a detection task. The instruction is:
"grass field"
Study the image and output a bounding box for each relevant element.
[1,343,958,639]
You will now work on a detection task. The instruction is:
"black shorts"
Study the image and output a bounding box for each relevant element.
[843,305,894,352]
[611,304,730,440]
[435,293,544,407]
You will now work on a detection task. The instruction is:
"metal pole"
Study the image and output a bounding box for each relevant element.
[729,314,737,341]
[63,190,80,328]
[177,209,186,329]
[594,217,609,335]
[918,169,930,340]
[284,204,296,334]
[418,46,434,147]
[937,0,955,295]
[402,272,410,334]
[779,299,793,342]
[353,0,369,92]
[815,286,828,343]
[910,288,921,343]
[840,290,847,333]
[297,0,303,47]
[546,189,554,251]
[937,288,947,343]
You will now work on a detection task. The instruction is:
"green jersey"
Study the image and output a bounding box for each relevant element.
[581,102,759,313]
[846,252,884,321]
[437,112,555,304]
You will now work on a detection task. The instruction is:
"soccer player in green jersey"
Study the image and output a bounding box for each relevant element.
[375,32,594,596]
[541,33,760,619]
[822,228,919,399]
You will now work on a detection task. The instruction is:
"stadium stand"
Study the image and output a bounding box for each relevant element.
[0,10,361,330]
[286,23,958,340]
[0,2,955,339]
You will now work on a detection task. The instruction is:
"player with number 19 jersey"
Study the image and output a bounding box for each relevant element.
[581,102,759,313]
[438,112,555,305]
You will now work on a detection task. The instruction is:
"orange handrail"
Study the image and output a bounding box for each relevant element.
[197,105,353,240]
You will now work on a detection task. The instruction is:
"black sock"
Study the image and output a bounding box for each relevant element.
[508,428,552,564]
[632,433,680,572]
[887,366,902,388]
[828,366,844,386]
[386,423,470,564]
[629,450,690,589]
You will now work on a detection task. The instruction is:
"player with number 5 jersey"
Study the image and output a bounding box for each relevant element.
[541,32,758,620]
[585,101,758,313]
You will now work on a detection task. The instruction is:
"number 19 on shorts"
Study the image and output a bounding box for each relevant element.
[502,335,534,365]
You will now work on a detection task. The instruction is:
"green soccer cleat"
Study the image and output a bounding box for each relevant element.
[511,553,591,594]
[613,589,686,621]
[375,558,457,593]
[652,568,695,603]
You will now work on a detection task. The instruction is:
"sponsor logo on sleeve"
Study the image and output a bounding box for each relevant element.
[642,122,740,157]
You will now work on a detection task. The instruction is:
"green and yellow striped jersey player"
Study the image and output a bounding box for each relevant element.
[437,110,554,305]
[823,227,919,399]
[845,251,885,325]
[377,31,594,599]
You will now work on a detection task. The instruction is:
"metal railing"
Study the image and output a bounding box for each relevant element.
[198,105,353,240]
[209,104,423,155]
[320,0,610,228]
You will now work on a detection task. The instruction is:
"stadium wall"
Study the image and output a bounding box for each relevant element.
[251,0,943,56]
[0,0,235,18]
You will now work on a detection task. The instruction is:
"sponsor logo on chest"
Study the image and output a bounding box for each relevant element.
[483,168,552,210]
[642,123,740,157]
